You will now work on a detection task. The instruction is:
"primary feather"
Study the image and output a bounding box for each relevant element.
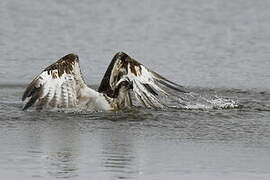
[22,54,91,110]
[99,52,189,109]
[22,52,189,111]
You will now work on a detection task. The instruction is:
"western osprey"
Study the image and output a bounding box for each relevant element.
[22,52,189,111]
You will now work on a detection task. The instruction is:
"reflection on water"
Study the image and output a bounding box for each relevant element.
[44,120,80,179]
[46,151,78,178]
[21,114,81,179]
[101,127,137,179]
[21,110,146,179]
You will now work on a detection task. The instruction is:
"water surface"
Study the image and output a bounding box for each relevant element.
[1,85,270,179]
[1,0,270,179]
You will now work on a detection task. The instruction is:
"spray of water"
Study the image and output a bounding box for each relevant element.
[178,92,239,110]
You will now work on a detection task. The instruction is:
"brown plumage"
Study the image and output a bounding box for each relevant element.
[22,52,189,111]
[45,53,78,77]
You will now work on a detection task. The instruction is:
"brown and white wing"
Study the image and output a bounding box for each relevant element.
[98,52,189,109]
[22,54,88,110]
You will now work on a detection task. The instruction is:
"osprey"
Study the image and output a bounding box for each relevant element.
[22,52,189,111]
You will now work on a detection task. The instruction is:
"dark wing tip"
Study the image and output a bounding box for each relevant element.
[22,86,42,110]
[143,83,158,96]
[22,88,29,101]
[22,79,38,101]
[22,91,28,101]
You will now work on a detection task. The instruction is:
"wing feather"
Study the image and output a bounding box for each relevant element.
[98,52,189,109]
[22,53,88,110]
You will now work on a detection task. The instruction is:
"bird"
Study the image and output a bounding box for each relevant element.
[22,52,189,111]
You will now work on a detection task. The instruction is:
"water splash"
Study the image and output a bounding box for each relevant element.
[173,92,240,110]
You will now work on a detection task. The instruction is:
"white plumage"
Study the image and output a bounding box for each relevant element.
[22,52,188,111]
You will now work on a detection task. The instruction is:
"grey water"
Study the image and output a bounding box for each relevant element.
[1,0,270,179]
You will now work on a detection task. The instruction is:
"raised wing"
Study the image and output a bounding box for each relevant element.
[22,53,88,110]
[98,52,189,109]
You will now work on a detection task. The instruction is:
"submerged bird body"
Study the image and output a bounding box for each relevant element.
[22,52,188,111]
